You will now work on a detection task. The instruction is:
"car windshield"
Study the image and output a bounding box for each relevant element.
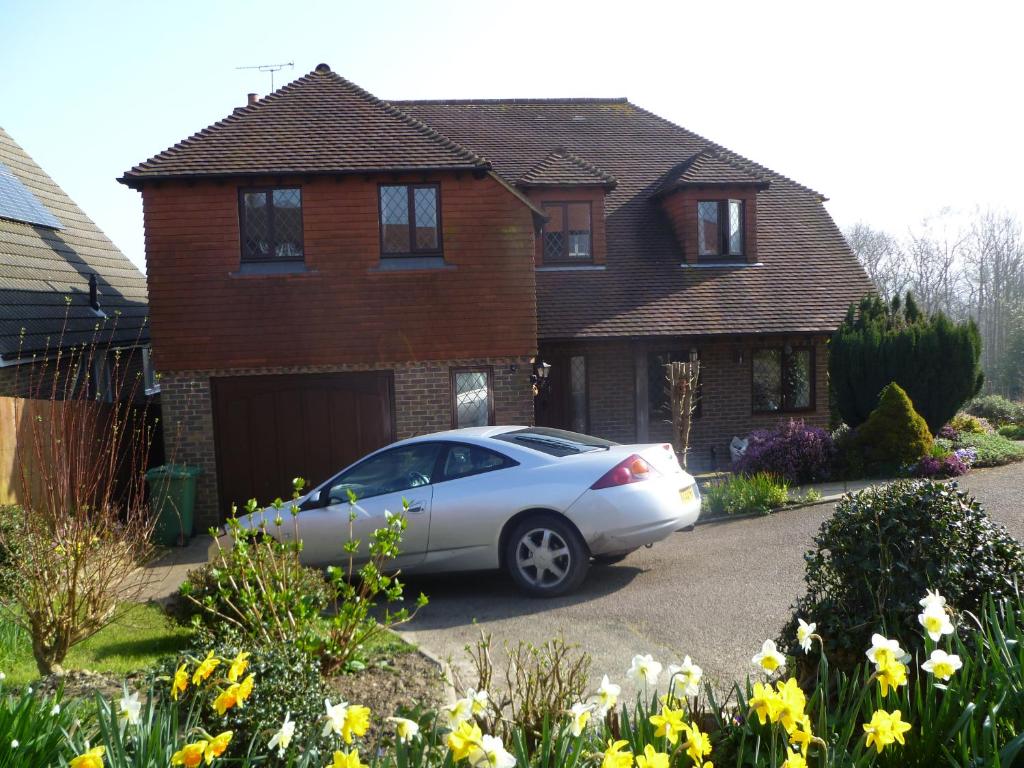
[494,427,616,457]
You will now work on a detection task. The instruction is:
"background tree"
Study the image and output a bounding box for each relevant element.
[830,294,983,433]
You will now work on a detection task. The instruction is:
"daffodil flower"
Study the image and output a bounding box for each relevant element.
[69,746,106,768]
[600,739,633,768]
[635,744,670,768]
[323,699,349,738]
[627,654,662,686]
[192,652,220,685]
[922,649,963,680]
[269,712,296,757]
[781,746,808,768]
[118,691,141,726]
[468,734,516,768]
[789,714,813,752]
[386,716,420,743]
[227,651,250,683]
[171,740,208,767]
[172,663,189,700]
[341,704,370,744]
[796,619,817,654]
[863,708,911,753]
[752,639,786,674]
[446,720,483,762]
[918,606,954,642]
[919,589,946,612]
[667,655,703,697]
[594,675,620,716]
[442,697,473,729]
[649,704,687,744]
[681,720,713,764]
[205,731,232,762]
[774,678,807,732]
[568,702,593,737]
[748,681,778,725]
[466,688,489,716]
[865,634,905,668]
[876,659,908,696]
[327,749,369,768]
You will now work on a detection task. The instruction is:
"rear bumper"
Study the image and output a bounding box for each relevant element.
[568,478,701,556]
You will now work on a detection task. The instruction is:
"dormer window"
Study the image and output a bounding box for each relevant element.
[697,199,744,259]
[542,202,592,262]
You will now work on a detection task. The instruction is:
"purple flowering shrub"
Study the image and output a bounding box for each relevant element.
[938,424,960,440]
[912,447,974,478]
[734,419,835,484]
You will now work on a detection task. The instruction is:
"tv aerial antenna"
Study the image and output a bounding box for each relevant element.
[236,61,294,91]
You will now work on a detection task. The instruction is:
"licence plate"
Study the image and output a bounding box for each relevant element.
[679,486,695,503]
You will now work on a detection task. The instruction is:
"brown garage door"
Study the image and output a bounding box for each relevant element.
[211,371,394,518]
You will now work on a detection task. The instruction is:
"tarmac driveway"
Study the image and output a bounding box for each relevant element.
[395,462,1024,694]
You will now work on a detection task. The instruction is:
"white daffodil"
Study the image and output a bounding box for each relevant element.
[469,733,516,768]
[752,639,786,674]
[919,589,947,612]
[10,740,18,749]
[921,649,963,681]
[268,711,296,757]
[466,688,490,716]
[322,698,349,738]
[918,606,955,642]
[627,654,662,687]
[594,675,620,716]
[797,619,817,654]
[50,704,61,716]
[865,634,905,668]
[442,696,473,729]
[0,672,6,683]
[386,716,420,743]
[667,656,703,698]
[118,691,141,726]
[568,702,593,737]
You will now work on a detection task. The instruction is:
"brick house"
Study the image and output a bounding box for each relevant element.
[122,65,872,526]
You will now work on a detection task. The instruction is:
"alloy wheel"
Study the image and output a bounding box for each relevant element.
[514,527,572,588]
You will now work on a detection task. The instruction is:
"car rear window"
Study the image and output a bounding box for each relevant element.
[494,427,617,457]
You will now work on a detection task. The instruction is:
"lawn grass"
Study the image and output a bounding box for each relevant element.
[0,603,193,687]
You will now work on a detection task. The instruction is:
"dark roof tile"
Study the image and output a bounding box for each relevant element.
[517,148,617,189]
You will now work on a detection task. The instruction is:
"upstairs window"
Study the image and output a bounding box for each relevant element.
[697,199,743,259]
[240,188,304,263]
[542,202,592,262]
[752,347,813,413]
[380,184,441,257]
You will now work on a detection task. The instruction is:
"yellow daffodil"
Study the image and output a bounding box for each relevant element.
[650,704,687,744]
[171,740,209,767]
[386,716,419,743]
[236,674,254,705]
[227,651,250,683]
[213,684,240,716]
[172,663,189,700]
[796,619,816,654]
[774,678,807,732]
[781,747,807,768]
[192,652,220,685]
[922,649,963,681]
[205,731,232,763]
[682,721,713,764]
[568,702,593,737]
[635,744,670,768]
[876,660,908,697]
[446,720,482,761]
[788,714,813,753]
[600,739,632,768]
[341,704,371,744]
[327,749,368,768]
[752,640,785,674]
[863,709,912,753]
[69,746,106,768]
[865,634,904,669]
[748,681,778,725]
[918,607,954,642]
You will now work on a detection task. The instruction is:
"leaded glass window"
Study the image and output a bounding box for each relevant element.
[752,347,814,412]
[542,202,592,262]
[452,369,493,428]
[569,355,587,433]
[379,184,442,256]
[697,199,744,259]
[240,187,304,263]
[697,201,719,256]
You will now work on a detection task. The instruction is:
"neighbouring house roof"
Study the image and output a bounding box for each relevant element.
[655,149,769,196]
[120,64,490,186]
[517,148,617,189]
[394,97,873,339]
[0,127,148,362]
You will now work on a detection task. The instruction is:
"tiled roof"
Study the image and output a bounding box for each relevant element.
[517,148,617,189]
[395,97,873,339]
[656,149,769,195]
[0,127,148,360]
[121,64,489,185]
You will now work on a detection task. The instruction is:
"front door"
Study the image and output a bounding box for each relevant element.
[534,353,588,433]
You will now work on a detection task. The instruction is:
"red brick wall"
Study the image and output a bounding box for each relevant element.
[660,187,760,265]
[140,172,538,372]
[526,188,608,266]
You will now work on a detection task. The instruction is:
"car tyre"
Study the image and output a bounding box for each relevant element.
[504,514,589,597]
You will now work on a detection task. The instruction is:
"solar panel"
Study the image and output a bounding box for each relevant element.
[0,161,63,229]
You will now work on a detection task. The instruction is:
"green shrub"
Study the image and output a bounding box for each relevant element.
[830,293,983,434]
[954,431,1024,466]
[998,423,1024,440]
[702,472,788,516]
[782,480,1024,670]
[947,411,992,435]
[965,393,1024,425]
[0,505,21,599]
[854,382,932,472]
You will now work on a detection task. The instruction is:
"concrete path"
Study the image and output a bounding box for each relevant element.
[137,535,212,604]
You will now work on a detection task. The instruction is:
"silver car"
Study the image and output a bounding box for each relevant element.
[238,426,701,596]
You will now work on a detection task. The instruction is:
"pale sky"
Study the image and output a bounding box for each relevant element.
[3,0,1022,272]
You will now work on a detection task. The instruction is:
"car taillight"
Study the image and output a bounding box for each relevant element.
[591,454,658,490]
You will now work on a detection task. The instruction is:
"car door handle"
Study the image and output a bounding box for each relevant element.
[406,503,427,515]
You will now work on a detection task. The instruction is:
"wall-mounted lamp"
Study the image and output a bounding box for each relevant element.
[530,357,552,395]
